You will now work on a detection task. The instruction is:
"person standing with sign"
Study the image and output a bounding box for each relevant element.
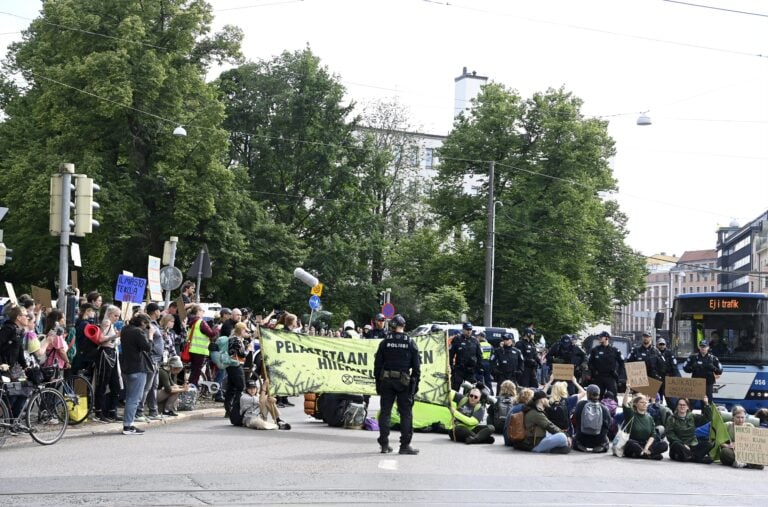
[374,314,421,455]
[588,331,624,397]
[682,340,723,405]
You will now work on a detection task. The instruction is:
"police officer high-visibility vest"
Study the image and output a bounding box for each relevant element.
[480,341,493,361]
[187,319,210,356]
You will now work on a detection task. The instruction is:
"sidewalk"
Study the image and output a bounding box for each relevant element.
[2,407,223,449]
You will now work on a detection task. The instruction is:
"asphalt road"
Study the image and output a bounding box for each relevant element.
[1,400,766,506]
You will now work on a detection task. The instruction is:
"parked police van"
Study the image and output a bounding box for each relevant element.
[412,322,519,348]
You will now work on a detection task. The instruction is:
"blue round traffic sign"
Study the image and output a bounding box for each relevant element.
[381,302,395,319]
[309,295,321,310]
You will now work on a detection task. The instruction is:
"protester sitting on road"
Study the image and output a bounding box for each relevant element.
[514,390,571,453]
[543,377,585,435]
[487,380,516,434]
[573,384,612,453]
[157,355,188,416]
[665,397,713,464]
[719,405,764,469]
[239,379,290,430]
[620,386,668,460]
[755,408,768,428]
[503,388,533,446]
[602,390,619,440]
[449,387,495,444]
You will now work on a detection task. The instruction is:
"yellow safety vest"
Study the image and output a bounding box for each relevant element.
[480,342,492,361]
[187,319,211,357]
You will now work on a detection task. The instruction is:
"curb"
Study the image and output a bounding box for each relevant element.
[2,407,223,449]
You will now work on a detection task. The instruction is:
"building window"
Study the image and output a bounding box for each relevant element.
[424,148,434,169]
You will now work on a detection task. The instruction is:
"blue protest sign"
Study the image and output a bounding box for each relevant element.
[309,295,321,310]
[115,274,147,304]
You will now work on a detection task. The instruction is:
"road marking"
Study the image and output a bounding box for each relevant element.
[378,459,398,470]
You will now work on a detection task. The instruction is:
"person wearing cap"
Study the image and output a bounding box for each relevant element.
[515,390,571,453]
[368,313,389,339]
[546,334,587,395]
[627,332,666,383]
[374,314,421,455]
[572,384,612,452]
[656,338,680,405]
[219,308,235,337]
[683,339,723,404]
[491,333,523,392]
[449,323,483,391]
[239,379,291,430]
[157,355,189,416]
[587,331,624,397]
[515,328,540,388]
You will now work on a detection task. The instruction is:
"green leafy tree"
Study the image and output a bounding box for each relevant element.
[432,84,646,337]
[421,284,469,324]
[0,0,300,305]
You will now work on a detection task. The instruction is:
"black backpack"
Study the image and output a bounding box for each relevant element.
[492,396,515,430]
[229,394,244,427]
[546,398,570,431]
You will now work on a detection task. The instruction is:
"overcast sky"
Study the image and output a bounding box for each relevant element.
[3,0,767,258]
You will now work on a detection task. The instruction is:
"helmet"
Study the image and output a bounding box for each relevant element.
[502,333,514,341]
[392,315,406,327]
[523,327,535,337]
[462,322,473,331]
[343,319,355,330]
[374,313,386,321]
[560,334,572,345]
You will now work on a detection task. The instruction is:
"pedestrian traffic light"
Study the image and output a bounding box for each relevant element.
[49,174,75,235]
[0,242,11,265]
[73,175,100,236]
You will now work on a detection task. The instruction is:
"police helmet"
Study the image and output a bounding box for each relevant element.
[374,313,386,321]
[392,314,406,327]
[560,334,572,345]
[523,327,535,337]
[502,333,514,341]
[462,322,473,331]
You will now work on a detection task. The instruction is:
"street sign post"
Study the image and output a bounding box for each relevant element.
[159,265,183,291]
[381,302,396,319]
[309,295,321,310]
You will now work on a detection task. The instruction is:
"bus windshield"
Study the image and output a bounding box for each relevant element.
[672,293,768,364]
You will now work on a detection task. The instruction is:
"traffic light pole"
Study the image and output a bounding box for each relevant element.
[57,163,74,313]
[483,161,495,327]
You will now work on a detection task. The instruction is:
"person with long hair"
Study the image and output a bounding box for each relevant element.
[41,309,69,369]
[620,386,668,460]
[93,305,122,423]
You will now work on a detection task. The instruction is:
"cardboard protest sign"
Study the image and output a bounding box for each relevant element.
[176,296,186,322]
[147,256,162,301]
[114,274,147,304]
[31,286,53,310]
[70,271,78,290]
[633,378,662,398]
[665,376,706,400]
[735,425,768,466]
[552,363,574,381]
[626,361,649,387]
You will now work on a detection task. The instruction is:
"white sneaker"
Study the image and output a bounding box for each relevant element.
[122,426,145,435]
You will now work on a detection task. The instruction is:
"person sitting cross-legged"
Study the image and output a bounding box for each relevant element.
[572,384,612,453]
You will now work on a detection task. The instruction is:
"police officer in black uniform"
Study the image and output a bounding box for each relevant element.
[515,328,539,388]
[588,331,624,396]
[627,332,666,382]
[683,339,723,403]
[367,313,389,339]
[546,334,587,395]
[449,323,483,391]
[490,333,523,392]
[374,314,420,455]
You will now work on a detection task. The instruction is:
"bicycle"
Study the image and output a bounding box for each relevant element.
[0,371,69,446]
[50,370,94,425]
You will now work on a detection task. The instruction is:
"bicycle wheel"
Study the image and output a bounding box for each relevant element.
[63,374,93,425]
[27,388,69,445]
[0,397,10,448]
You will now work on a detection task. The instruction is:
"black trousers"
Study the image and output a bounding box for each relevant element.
[451,368,476,391]
[624,439,668,458]
[519,367,538,388]
[574,430,609,449]
[593,374,618,397]
[224,365,244,415]
[378,378,413,447]
[670,440,711,462]
[450,424,495,444]
[94,349,120,418]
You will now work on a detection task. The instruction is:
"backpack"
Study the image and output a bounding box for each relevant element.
[177,384,198,411]
[547,398,570,430]
[580,401,603,435]
[492,396,515,430]
[229,394,244,427]
[506,410,526,442]
[342,402,366,429]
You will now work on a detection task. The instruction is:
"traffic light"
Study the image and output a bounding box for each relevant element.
[73,175,100,236]
[378,291,386,305]
[49,174,75,235]
[0,242,10,265]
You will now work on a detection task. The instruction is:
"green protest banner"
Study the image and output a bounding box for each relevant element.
[261,330,451,406]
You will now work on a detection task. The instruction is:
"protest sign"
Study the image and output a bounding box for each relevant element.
[633,378,662,398]
[626,361,649,387]
[665,376,706,400]
[114,274,146,304]
[31,286,53,310]
[147,256,162,301]
[552,363,574,381]
[735,425,768,466]
[176,296,186,322]
[70,271,78,290]
[261,330,450,406]
[4,282,16,305]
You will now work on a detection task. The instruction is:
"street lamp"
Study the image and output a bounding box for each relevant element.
[636,112,652,126]
[173,126,187,137]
